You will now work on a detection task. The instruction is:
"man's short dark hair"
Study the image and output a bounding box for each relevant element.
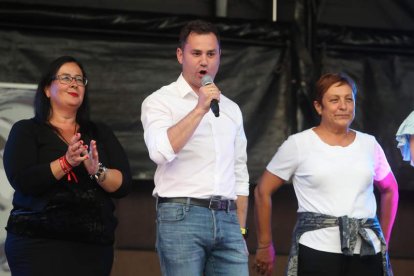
[179,20,221,49]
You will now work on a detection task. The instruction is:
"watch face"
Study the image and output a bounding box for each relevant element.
[241,228,248,238]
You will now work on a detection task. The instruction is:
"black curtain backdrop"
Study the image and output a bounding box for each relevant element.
[0,3,292,183]
[1,2,414,262]
[1,3,413,190]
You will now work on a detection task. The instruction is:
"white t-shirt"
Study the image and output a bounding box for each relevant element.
[266,128,391,254]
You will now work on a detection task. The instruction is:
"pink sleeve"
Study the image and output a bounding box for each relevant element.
[374,141,391,181]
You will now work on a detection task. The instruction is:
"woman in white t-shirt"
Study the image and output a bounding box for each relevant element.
[254,73,398,276]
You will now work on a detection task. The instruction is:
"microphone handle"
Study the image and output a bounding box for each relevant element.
[210,99,219,117]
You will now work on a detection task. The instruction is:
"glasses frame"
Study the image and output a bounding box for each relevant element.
[53,74,88,86]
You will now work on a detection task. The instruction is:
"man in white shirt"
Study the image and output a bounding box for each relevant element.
[141,20,249,276]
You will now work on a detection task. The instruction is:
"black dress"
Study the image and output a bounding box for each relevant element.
[3,119,132,276]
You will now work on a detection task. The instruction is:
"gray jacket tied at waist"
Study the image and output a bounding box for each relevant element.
[286,212,392,276]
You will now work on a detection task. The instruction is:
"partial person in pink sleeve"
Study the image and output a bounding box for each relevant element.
[396,111,414,167]
[254,73,398,276]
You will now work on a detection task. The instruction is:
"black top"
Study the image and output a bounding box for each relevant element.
[3,118,132,245]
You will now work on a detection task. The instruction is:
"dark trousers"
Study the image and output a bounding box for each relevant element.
[5,232,114,276]
[298,244,383,276]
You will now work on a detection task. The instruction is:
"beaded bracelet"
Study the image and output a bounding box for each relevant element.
[89,163,107,182]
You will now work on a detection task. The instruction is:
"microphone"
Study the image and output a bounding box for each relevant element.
[201,75,219,117]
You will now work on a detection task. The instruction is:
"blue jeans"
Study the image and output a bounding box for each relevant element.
[156,202,249,276]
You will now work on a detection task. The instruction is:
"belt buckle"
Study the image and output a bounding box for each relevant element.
[209,196,229,211]
[209,196,225,210]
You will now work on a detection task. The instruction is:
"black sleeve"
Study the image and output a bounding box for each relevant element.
[3,120,57,196]
[95,122,132,198]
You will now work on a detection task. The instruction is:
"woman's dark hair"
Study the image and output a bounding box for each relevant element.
[178,20,221,50]
[34,55,90,128]
[315,73,357,105]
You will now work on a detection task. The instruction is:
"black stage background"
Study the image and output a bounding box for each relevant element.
[1,1,414,272]
[0,2,413,189]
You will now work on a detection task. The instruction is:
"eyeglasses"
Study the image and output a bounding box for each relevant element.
[53,74,88,86]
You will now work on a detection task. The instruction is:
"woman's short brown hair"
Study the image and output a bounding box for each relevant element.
[315,73,357,105]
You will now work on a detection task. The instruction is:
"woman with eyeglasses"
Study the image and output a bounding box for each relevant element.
[3,56,132,276]
[254,73,398,276]
[396,111,414,167]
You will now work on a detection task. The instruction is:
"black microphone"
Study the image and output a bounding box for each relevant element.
[201,75,219,117]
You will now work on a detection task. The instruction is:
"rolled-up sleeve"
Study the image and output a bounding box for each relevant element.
[141,95,176,165]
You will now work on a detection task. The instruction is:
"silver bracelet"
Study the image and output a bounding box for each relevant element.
[89,163,107,182]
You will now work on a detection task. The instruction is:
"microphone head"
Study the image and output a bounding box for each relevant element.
[201,75,213,86]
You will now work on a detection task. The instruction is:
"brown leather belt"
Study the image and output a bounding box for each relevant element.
[158,196,237,211]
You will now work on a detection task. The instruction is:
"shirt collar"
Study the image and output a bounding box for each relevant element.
[177,73,198,99]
